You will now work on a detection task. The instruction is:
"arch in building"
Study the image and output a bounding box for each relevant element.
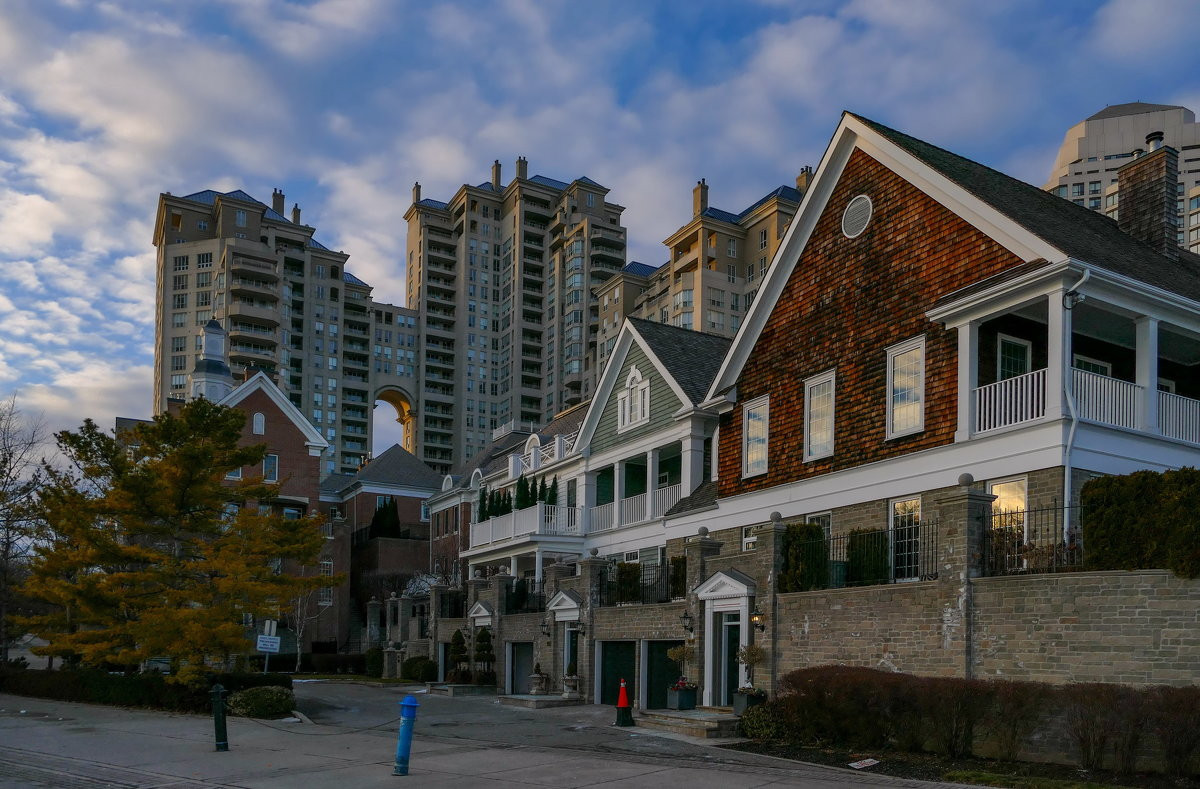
[374,385,417,453]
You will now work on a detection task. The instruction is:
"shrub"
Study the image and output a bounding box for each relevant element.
[846,529,890,586]
[0,668,291,713]
[401,655,433,681]
[1082,467,1200,578]
[365,647,384,678]
[669,556,687,599]
[922,677,993,758]
[1109,685,1149,776]
[473,670,497,686]
[615,562,641,603]
[778,665,907,748]
[985,680,1044,761]
[227,686,295,719]
[1062,682,1119,770]
[739,702,786,740]
[779,522,829,592]
[1150,685,1200,778]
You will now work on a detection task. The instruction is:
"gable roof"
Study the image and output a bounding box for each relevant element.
[220,370,327,452]
[352,444,442,490]
[627,318,731,405]
[852,114,1200,303]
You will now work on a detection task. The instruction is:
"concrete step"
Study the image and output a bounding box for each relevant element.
[635,708,741,739]
[497,694,587,709]
[427,683,497,697]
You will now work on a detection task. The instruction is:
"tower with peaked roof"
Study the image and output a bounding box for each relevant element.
[189,319,234,402]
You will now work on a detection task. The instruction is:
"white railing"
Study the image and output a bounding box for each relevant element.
[974,369,1046,433]
[1160,391,1200,444]
[653,483,683,516]
[538,443,557,465]
[542,504,581,535]
[1073,369,1141,430]
[620,492,647,525]
[469,503,584,548]
[590,502,616,533]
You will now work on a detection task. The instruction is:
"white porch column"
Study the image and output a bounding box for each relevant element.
[646,448,659,517]
[1046,290,1072,422]
[955,320,979,442]
[614,461,625,525]
[534,547,544,582]
[680,434,705,496]
[739,597,752,689]
[579,473,594,534]
[1135,316,1160,432]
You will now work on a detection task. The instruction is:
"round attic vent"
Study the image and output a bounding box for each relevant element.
[841,195,873,238]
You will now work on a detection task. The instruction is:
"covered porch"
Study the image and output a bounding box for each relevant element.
[584,437,705,532]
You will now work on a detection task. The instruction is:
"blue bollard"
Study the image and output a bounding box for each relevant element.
[392,695,420,776]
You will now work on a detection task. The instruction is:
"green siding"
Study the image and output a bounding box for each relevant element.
[590,342,684,455]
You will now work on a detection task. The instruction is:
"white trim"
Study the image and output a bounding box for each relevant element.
[889,495,922,583]
[996,333,1032,380]
[220,371,328,454]
[886,336,926,439]
[803,369,836,461]
[741,395,769,478]
[694,569,756,600]
[616,366,651,433]
[841,194,873,238]
[546,589,581,622]
[1072,353,1111,377]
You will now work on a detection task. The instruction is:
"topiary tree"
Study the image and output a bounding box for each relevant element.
[477,486,489,521]
[779,522,829,592]
[546,477,558,506]
[474,627,494,673]
[515,476,532,510]
[448,629,468,682]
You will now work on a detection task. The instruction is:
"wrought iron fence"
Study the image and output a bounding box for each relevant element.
[438,589,465,619]
[779,521,940,591]
[599,561,683,606]
[984,504,1083,576]
[504,578,546,614]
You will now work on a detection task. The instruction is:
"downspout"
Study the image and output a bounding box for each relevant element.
[1062,267,1090,530]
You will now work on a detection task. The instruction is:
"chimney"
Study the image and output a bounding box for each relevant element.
[516,156,528,180]
[272,188,285,215]
[412,182,421,204]
[491,159,502,189]
[796,166,814,193]
[291,203,302,225]
[1116,139,1178,261]
[693,178,709,217]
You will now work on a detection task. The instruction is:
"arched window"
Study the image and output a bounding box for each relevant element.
[252,412,265,435]
[617,366,650,432]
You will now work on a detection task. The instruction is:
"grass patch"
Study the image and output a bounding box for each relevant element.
[942,770,1132,789]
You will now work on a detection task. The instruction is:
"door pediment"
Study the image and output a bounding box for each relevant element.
[694,569,756,601]
[546,589,582,622]
[467,600,494,626]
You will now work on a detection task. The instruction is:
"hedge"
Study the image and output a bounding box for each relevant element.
[228,686,296,719]
[0,668,291,713]
[779,522,828,592]
[401,656,438,683]
[1081,467,1200,578]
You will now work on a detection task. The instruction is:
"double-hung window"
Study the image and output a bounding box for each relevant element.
[617,366,650,432]
[886,337,925,438]
[890,497,922,582]
[997,334,1031,380]
[742,395,769,477]
[804,370,836,461]
[263,454,279,483]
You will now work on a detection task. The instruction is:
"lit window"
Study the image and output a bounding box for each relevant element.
[890,497,921,582]
[742,525,757,551]
[988,476,1027,531]
[804,370,835,461]
[742,395,769,477]
[886,337,925,439]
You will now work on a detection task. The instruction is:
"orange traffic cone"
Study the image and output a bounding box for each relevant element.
[615,678,634,727]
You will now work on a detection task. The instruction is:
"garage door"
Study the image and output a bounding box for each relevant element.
[598,641,636,706]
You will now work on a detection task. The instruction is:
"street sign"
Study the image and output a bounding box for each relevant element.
[256,634,281,653]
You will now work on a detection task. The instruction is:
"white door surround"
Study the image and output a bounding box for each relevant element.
[694,569,756,707]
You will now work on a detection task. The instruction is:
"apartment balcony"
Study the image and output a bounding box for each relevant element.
[230,277,278,298]
[229,253,278,279]
[469,502,583,549]
[227,300,280,326]
[229,344,276,364]
[228,324,277,345]
[588,484,681,534]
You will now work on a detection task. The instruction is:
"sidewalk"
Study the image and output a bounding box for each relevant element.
[0,692,957,788]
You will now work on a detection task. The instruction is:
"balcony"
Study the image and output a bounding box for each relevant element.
[469,502,583,549]
[1160,391,1200,443]
[227,300,279,326]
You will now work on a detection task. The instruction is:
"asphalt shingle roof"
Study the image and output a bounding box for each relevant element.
[628,318,732,405]
[665,480,717,517]
[853,113,1200,304]
[319,473,355,495]
[354,444,443,489]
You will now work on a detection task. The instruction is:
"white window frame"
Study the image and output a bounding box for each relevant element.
[1072,354,1111,377]
[252,412,265,435]
[803,370,836,461]
[226,467,242,480]
[741,525,757,552]
[889,496,922,582]
[805,512,832,540]
[616,366,650,433]
[885,336,925,439]
[987,475,1028,534]
[318,559,334,606]
[263,454,279,483]
[996,334,1032,381]
[741,395,769,478]
[1158,377,1176,394]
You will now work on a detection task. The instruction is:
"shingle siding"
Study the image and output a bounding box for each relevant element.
[590,343,684,455]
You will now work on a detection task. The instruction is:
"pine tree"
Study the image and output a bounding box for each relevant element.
[547,477,559,506]
[536,478,547,503]
[515,475,531,509]
[473,626,495,671]
[21,399,333,686]
[477,486,488,521]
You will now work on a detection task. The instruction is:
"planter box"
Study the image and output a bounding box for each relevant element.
[667,687,697,710]
[733,691,766,715]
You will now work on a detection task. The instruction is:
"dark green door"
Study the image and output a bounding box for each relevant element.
[646,640,683,709]
[511,642,533,694]
[599,641,636,706]
[565,629,579,675]
[722,621,740,706]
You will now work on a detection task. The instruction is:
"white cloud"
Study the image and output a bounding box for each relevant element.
[10,360,154,442]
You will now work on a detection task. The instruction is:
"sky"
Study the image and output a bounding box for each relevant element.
[1,0,1198,458]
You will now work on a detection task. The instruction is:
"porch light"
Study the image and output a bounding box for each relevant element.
[541,618,552,637]
[679,611,694,633]
[750,608,765,631]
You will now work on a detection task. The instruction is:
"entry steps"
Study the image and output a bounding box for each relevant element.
[635,706,741,739]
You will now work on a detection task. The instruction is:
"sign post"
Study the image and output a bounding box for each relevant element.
[257,619,279,673]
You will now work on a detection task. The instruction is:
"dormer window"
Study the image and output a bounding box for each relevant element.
[617,366,650,432]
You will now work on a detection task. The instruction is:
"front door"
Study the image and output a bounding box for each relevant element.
[645,640,683,709]
[599,641,636,706]
[510,642,533,694]
[438,642,449,682]
[721,614,741,706]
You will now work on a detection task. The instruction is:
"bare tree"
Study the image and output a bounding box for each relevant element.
[284,566,336,673]
[0,396,45,663]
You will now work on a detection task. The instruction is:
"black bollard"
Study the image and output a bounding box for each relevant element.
[211,683,229,752]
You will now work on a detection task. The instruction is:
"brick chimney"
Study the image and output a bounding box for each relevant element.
[516,156,528,180]
[412,182,421,204]
[693,178,708,217]
[272,188,285,215]
[291,203,302,225]
[491,159,502,189]
[1116,132,1179,261]
[796,166,814,193]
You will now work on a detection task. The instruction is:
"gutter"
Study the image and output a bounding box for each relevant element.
[1062,267,1090,529]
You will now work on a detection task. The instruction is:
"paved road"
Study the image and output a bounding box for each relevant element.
[0,683,966,788]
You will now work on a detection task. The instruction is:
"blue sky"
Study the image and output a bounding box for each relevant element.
[1,0,1198,455]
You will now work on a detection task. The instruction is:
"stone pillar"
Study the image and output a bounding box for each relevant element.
[545,561,574,595]
[752,514,788,695]
[933,475,996,679]
[489,571,513,688]
[385,592,400,645]
[366,596,381,648]
[467,577,489,606]
[683,528,723,701]
[576,552,609,702]
[383,647,399,679]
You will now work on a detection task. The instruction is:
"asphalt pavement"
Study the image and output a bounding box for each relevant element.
[0,682,968,788]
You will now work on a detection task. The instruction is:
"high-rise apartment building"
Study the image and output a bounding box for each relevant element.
[593,173,807,366]
[403,159,627,467]
[152,188,420,476]
[1044,102,1200,255]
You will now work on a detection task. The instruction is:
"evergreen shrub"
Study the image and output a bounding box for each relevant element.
[1081,467,1200,577]
[227,685,295,719]
[779,522,829,592]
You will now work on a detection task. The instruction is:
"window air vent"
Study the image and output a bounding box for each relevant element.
[842,195,873,239]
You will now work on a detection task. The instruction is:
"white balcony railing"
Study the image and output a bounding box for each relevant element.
[974,368,1046,433]
[469,502,584,548]
[541,504,582,536]
[1160,391,1200,444]
[621,492,647,525]
[590,502,616,533]
[1073,369,1141,429]
[653,483,683,516]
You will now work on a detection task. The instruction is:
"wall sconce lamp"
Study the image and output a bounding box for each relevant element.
[680,611,694,633]
[541,618,552,637]
[750,608,766,632]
